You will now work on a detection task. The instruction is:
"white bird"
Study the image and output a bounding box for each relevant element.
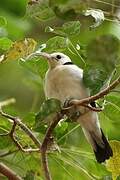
[39,52,113,163]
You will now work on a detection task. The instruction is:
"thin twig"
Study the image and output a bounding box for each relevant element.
[0,162,22,180]
[28,0,39,5]
[41,112,63,180]
[92,0,120,8]
[8,121,39,153]
[0,132,9,136]
[0,110,41,148]
[70,75,120,106]
[0,123,40,154]
[0,98,16,108]
[82,104,103,112]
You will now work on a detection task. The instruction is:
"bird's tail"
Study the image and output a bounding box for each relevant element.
[83,128,113,163]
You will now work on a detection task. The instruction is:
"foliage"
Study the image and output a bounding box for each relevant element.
[106,141,120,180]
[0,0,120,179]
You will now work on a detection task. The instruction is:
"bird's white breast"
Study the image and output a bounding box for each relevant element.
[44,65,88,104]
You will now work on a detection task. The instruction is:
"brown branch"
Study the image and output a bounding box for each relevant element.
[8,121,39,153]
[0,162,22,180]
[0,110,41,149]
[82,104,103,112]
[0,123,40,154]
[28,0,39,5]
[41,112,63,180]
[70,75,120,106]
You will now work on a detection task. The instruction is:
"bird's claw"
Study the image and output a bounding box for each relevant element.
[63,98,74,108]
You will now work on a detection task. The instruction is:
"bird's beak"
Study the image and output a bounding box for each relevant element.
[26,52,51,61]
[39,52,51,60]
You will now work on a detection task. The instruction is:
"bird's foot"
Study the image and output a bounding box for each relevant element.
[63,98,74,108]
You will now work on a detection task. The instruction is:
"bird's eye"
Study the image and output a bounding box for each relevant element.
[56,55,61,59]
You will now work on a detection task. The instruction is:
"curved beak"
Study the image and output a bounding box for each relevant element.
[26,52,51,61]
[38,52,51,60]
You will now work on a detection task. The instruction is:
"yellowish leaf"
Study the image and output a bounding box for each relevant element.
[106,140,120,180]
[0,38,37,62]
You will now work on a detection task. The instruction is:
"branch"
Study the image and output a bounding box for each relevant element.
[0,110,41,149]
[0,163,22,180]
[28,0,39,5]
[82,104,103,112]
[0,98,16,108]
[70,75,120,106]
[41,112,63,180]
[8,121,40,153]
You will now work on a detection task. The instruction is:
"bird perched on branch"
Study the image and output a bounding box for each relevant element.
[38,52,113,163]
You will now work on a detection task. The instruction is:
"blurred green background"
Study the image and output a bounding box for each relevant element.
[0,0,120,179]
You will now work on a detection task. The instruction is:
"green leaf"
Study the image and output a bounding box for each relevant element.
[19,57,48,79]
[35,98,61,128]
[49,0,87,20]
[83,35,120,95]
[0,37,13,51]
[45,21,81,37]
[0,16,7,27]
[45,36,69,52]
[54,122,68,141]
[83,65,110,95]
[99,94,120,139]
[0,136,14,149]
[26,0,55,21]
[23,112,36,127]
[104,95,120,123]
[24,171,35,180]
[117,176,120,180]
[84,9,104,29]
[106,141,120,180]
[1,152,40,177]
[87,35,120,70]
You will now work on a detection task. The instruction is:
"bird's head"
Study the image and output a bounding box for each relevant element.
[39,52,72,69]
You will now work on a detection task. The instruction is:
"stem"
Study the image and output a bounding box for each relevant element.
[0,111,41,148]
[41,112,63,180]
[0,163,22,180]
[71,75,120,106]
[69,40,86,65]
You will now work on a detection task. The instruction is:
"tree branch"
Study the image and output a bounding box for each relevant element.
[41,112,63,180]
[0,163,22,180]
[0,110,41,148]
[70,75,120,106]
[82,104,103,112]
[9,121,40,153]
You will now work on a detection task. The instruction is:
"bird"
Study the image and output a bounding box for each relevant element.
[38,51,113,163]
